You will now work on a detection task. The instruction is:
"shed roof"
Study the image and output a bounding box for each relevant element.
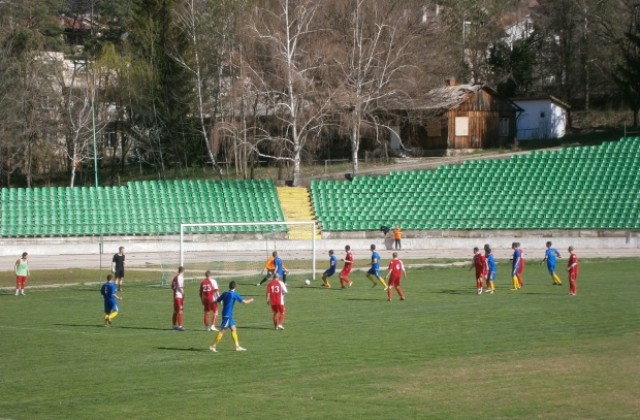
[383,83,522,112]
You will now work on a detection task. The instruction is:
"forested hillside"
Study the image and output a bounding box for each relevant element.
[0,0,638,187]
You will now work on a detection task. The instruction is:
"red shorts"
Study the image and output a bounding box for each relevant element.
[16,276,27,284]
[340,266,352,277]
[202,300,217,312]
[388,275,401,286]
[173,297,184,313]
[270,304,285,314]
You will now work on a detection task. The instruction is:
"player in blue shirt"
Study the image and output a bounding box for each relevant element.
[100,274,122,327]
[543,241,562,286]
[511,242,521,290]
[274,251,288,283]
[321,250,337,288]
[366,244,388,289]
[210,281,254,352]
[484,244,496,294]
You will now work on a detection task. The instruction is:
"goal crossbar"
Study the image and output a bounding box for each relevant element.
[179,221,317,279]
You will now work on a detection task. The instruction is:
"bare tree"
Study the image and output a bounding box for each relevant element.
[329,0,432,176]
[244,0,331,186]
[173,0,225,177]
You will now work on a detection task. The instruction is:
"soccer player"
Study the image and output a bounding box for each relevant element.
[199,270,219,331]
[171,266,186,331]
[100,274,122,327]
[470,247,487,295]
[257,251,277,286]
[366,244,388,289]
[543,241,562,286]
[274,251,288,283]
[385,252,406,301]
[321,250,337,288]
[14,252,29,296]
[516,242,525,287]
[111,246,126,292]
[393,225,402,250]
[511,242,522,291]
[339,245,354,288]
[266,274,288,329]
[484,244,496,294]
[567,246,579,296]
[210,281,254,352]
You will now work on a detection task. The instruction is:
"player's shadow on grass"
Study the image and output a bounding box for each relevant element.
[434,289,464,295]
[53,323,167,331]
[344,297,384,301]
[54,323,115,329]
[157,346,207,352]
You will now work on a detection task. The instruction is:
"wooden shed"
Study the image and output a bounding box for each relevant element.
[388,82,522,154]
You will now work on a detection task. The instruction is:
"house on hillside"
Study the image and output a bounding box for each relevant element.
[512,96,571,140]
[385,81,522,154]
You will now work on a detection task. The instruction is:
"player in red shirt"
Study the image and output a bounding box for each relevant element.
[471,247,488,295]
[266,274,288,330]
[199,270,219,331]
[339,245,354,288]
[171,266,186,331]
[385,252,406,301]
[567,246,579,296]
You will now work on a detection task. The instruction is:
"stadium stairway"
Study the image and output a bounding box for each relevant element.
[275,186,321,239]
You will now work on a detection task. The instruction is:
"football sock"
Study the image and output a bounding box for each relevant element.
[212,332,223,347]
[512,276,519,289]
[397,287,405,299]
[272,314,278,327]
[378,277,387,288]
[108,311,118,321]
[553,274,562,284]
[231,331,240,347]
[204,314,209,326]
[367,274,377,285]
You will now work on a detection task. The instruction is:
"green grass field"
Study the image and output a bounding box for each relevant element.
[1,259,639,419]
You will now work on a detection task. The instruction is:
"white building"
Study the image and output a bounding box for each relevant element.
[513,96,570,140]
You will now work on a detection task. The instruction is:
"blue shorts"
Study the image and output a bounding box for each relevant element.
[547,263,556,274]
[367,268,381,277]
[323,267,336,277]
[487,270,496,280]
[104,299,118,314]
[220,316,235,330]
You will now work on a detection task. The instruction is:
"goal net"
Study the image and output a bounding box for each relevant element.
[178,221,318,285]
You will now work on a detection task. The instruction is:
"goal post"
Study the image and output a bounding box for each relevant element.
[179,221,317,281]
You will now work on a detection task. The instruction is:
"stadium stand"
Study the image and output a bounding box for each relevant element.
[1,138,638,237]
[311,137,640,231]
[0,179,285,237]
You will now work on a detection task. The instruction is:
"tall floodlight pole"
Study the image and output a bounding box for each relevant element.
[91,0,99,188]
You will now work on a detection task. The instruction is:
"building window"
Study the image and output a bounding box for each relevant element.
[540,112,545,118]
[499,118,509,137]
[455,116,469,136]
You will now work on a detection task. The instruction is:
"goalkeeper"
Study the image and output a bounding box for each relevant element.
[257,251,277,286]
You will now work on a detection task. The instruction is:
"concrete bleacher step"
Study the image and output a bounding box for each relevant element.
[276,186,321,239]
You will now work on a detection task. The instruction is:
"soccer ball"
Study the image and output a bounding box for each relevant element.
[304,279,311,286]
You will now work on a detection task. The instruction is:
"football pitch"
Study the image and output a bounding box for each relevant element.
[1,258,639,419]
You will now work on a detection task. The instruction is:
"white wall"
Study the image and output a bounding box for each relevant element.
[515,99,568,140]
